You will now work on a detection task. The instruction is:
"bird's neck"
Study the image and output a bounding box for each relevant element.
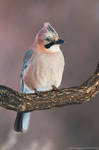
[46,44,61,53]
[32,41,61,54]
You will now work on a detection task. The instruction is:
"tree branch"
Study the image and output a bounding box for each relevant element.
[0,63,99,112]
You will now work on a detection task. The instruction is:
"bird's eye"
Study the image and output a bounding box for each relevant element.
[46,37,51,42]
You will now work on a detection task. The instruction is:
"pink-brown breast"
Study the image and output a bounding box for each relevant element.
[23,49,65,91]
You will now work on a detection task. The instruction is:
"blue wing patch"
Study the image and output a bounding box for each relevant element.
[22,57,30,72]
[20,50,33,92]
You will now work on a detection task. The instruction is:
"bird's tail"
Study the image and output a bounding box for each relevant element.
[14,112,31,132]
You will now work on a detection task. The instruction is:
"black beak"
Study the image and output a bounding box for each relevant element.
[55,39,64,44]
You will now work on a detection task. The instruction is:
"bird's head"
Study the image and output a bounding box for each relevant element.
[34,22,64,53]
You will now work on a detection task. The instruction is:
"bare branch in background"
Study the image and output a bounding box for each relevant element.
[0,63,99,112]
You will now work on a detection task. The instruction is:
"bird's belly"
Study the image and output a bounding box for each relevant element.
[34,63,63,91]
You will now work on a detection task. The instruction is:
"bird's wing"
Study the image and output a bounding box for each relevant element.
[20,49,33,93]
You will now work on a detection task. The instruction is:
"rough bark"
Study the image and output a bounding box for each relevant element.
[0,63,99,112]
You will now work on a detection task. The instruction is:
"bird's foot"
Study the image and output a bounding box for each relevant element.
[34,89,42,96]
[52,85,59,91]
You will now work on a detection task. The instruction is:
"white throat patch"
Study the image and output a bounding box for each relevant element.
[48,44,60,52]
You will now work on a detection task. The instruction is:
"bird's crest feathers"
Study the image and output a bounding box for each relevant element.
[43,22,58,35]
[36,22,59,41]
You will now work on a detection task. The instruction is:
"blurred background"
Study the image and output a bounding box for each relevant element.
[0,0,99,150]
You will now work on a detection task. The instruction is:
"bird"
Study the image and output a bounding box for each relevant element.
[14,22,65,132]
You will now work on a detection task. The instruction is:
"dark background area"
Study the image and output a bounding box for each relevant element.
[0,0,99,150]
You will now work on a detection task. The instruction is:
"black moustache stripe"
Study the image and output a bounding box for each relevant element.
[45,42,55,49]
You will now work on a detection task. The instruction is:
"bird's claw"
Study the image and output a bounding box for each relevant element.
[34,89,42,96]
[52,85,59,91]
